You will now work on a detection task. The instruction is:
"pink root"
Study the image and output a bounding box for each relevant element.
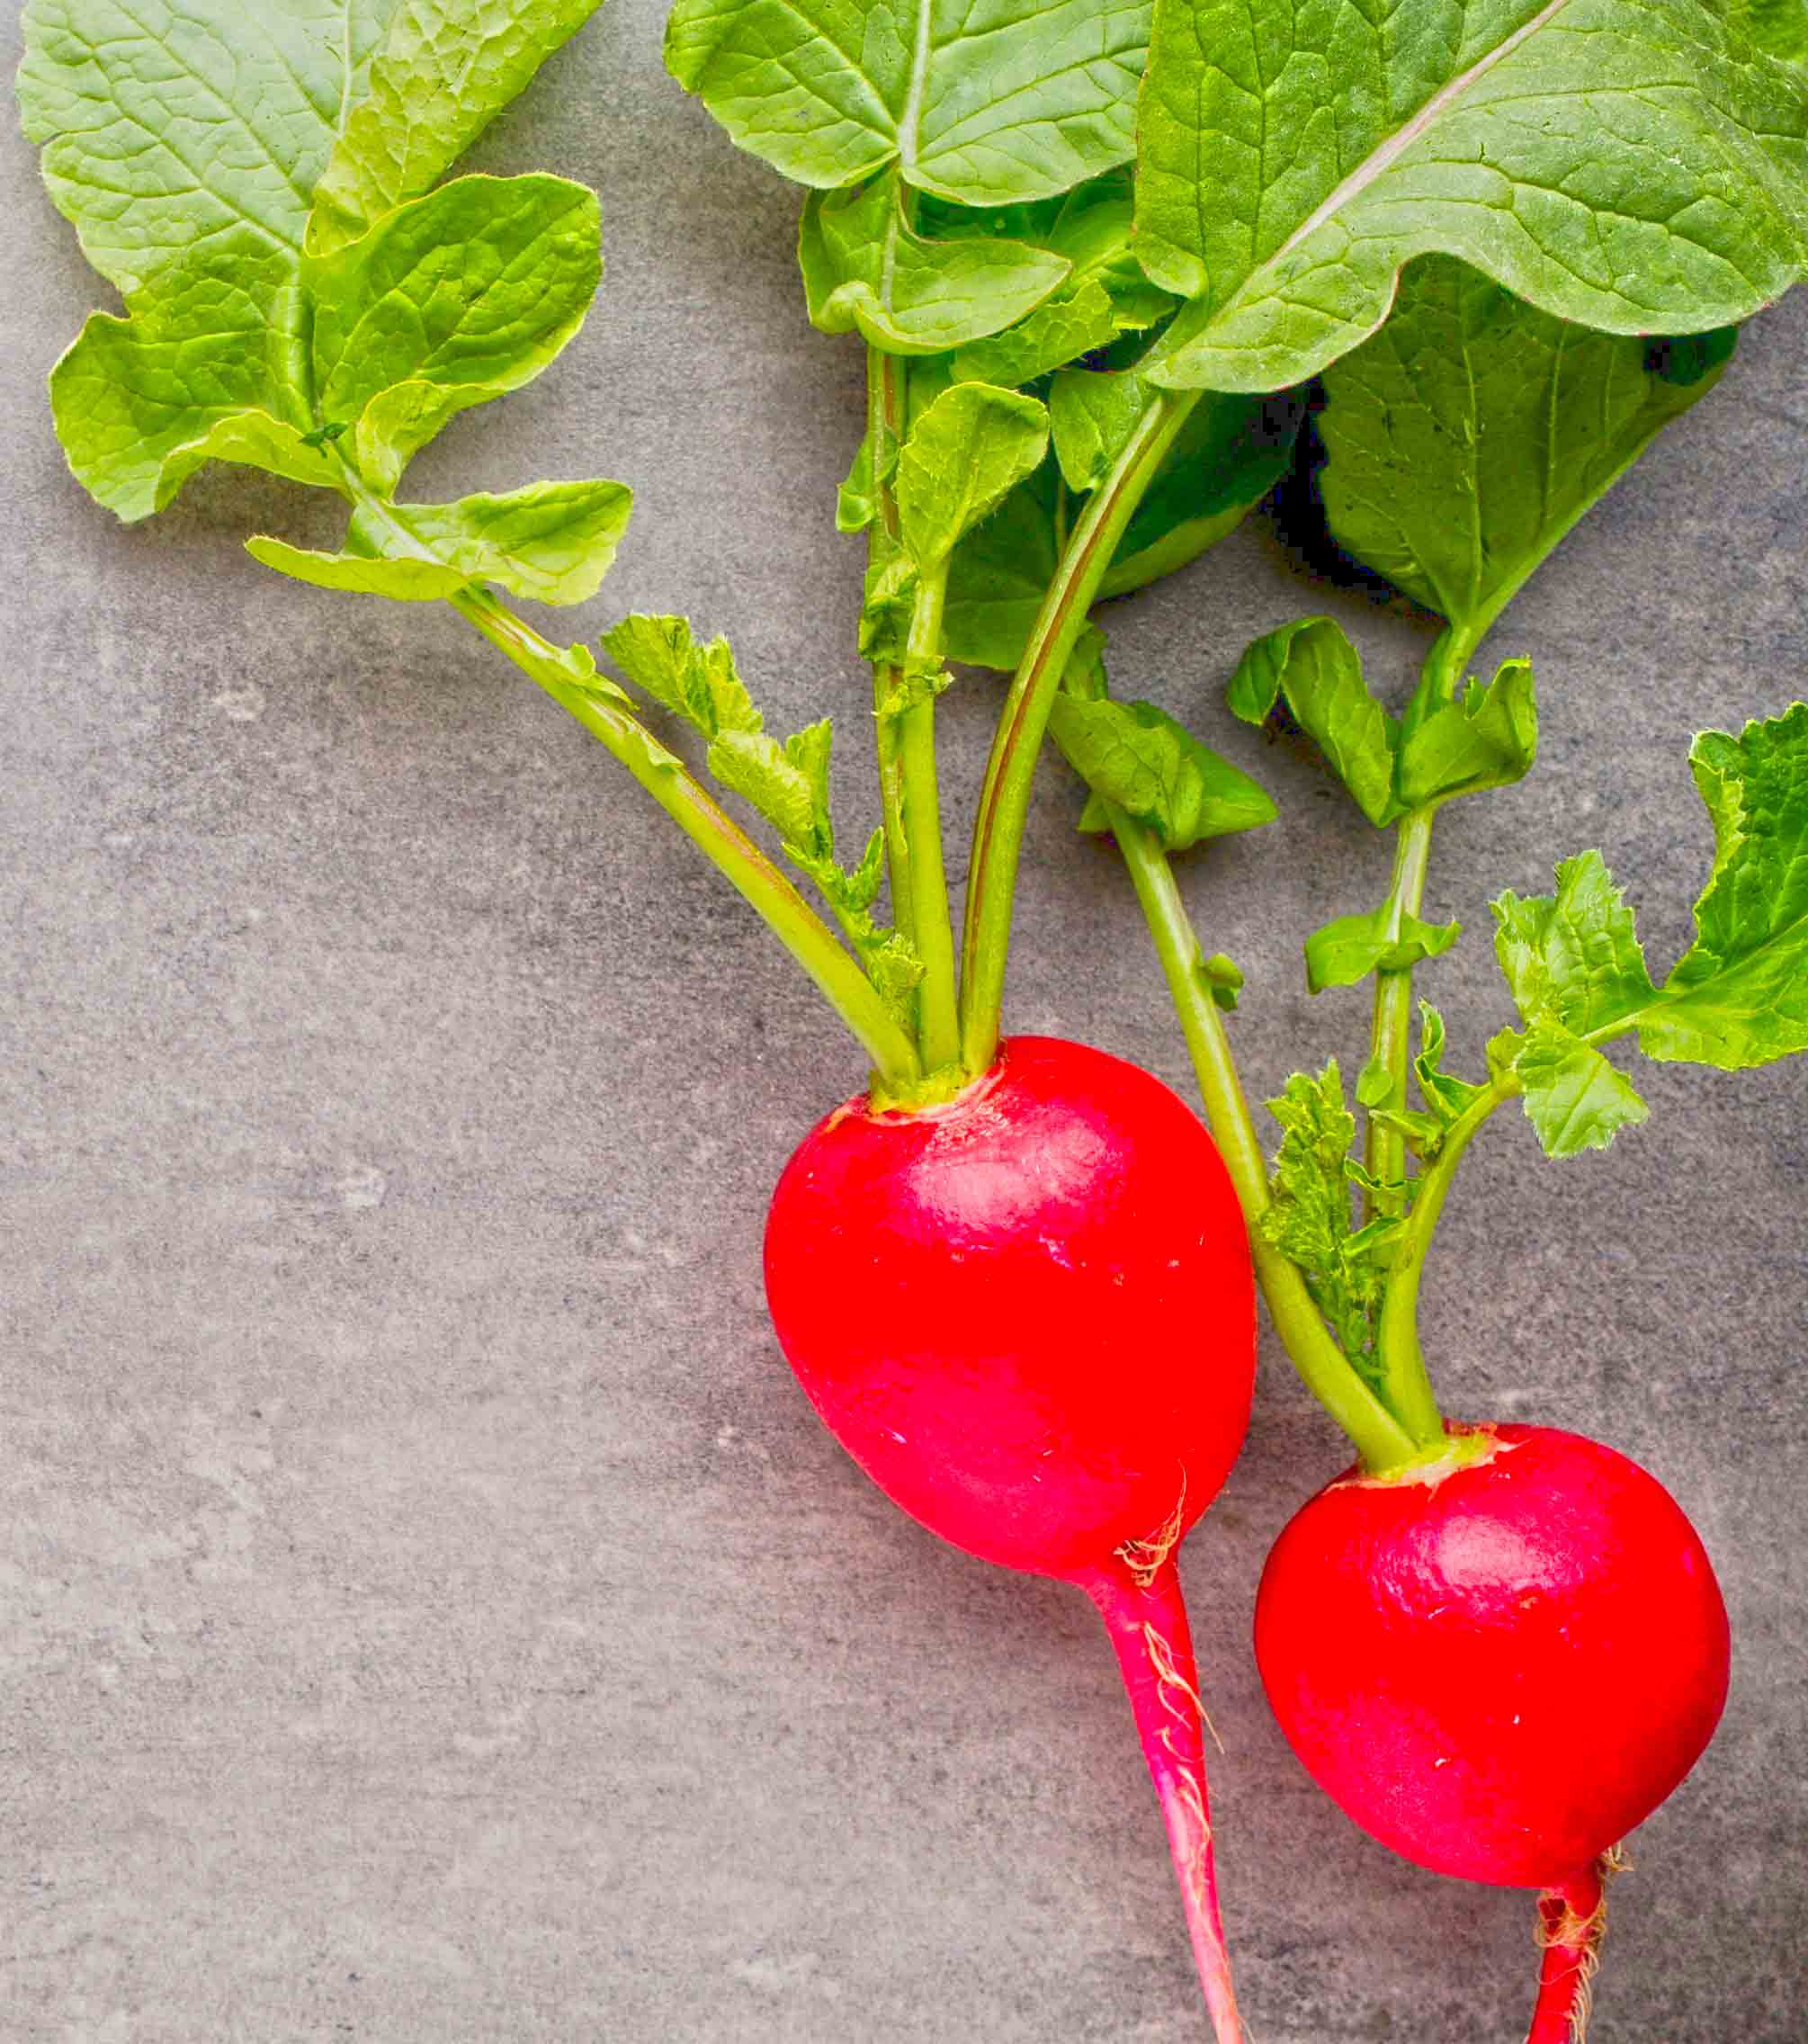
[1081,1555,1244,2044]
[1526,1853,1624,2044]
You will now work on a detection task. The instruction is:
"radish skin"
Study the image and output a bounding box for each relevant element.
[1256,1423,1728,2035]
[765,1035,1256,2036]
[765,1036,1255,1579]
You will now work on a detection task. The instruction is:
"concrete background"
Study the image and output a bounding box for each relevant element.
[4,4,1804,2039]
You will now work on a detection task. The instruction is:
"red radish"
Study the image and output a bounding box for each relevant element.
[1255,1423,1729,2036]
[765,1035,1257,2039]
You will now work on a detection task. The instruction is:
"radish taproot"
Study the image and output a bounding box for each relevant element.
[1256,1424,1729,2031]
[766,1033,1257,2040]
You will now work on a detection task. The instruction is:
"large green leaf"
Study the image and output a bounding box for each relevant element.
[310,0,606,252]
[665,0,1153,203]
[20,0,395,307]
[22,0,611,518]
[1137,0,1808,394]
[311,176,601,419]
[1320,257,1735,632]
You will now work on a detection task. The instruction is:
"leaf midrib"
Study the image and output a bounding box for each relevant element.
[1246,0,1574,297]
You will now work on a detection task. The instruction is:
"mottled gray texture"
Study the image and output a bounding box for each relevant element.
[3,4,1804,2040]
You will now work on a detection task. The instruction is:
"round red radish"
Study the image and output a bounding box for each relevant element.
[764,1035,1255,1580]
[1254,1423,1729,1888]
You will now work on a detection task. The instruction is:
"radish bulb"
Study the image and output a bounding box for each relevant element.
[765,1035,1257,2039]
[1255,1423,1730,2038]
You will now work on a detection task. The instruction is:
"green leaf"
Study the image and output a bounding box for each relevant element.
[707,730,820,847]
[951,280,1123,390]
[949,171,1177,386]
[1356,1057,1395,1110]
[249,479,631,606]
[942,464,1064,669]
[666,0,1153,203]
[1415,1002,1489,1129]
[309,0,608,254]
[600,615,763,738]
[1304,908,1463,996]
[1198,952,1244,1012]
[858,555,923,667]
[799,175,1070,355]
[1510,1020,1651,1158]
[896,384,1052,569]
[19,0,392,308]
[246,537,471,601]
[49,315,351,521]
[1492,850,1657,1036]
[309,175,603,489]
[1396,660,1539,810]
[1050,370,1153,493]
[23,2,608,519]
[836,423,899,534]
[1227,618,1401,828]
[783,720,837,851]
[1320,257,1736,632]
[1262,1062,1387,1381]
[1136,0,1808,395]
[1052,695,1276,851]
[356,480,633,606]
[1488,707,1808,1089]
[1731,0,1808,65]
[1642,704,1808,1068]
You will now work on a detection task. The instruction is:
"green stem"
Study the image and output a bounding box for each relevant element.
[1374,1078,1517,1423]
[1364,803,1437,1218]
[866,346,914,944]
[452,587,921,1087]
[959,388,1202,1072]
[1110,802,1420,1475]
[336,461,921,1089]
[899,564,961,1072]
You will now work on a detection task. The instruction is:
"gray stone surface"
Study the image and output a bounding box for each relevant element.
[4,4,1805,2039]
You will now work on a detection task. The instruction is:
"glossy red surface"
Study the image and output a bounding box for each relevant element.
[1255,1423,1731,1887]
[763,1036,1255,1578]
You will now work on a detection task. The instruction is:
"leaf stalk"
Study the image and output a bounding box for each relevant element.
[1374,1075,1517,1428]
[959,387,1202,1072]
[899,564,962,1072]
[865,345,915,939]
[1364,802,1437,1218]
[1109,800,1421,1474]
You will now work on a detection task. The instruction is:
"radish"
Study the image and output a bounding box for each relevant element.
[765,1034,1257,2040]
[1255,1423,1729,2033]
[1054,247,1806,2031]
